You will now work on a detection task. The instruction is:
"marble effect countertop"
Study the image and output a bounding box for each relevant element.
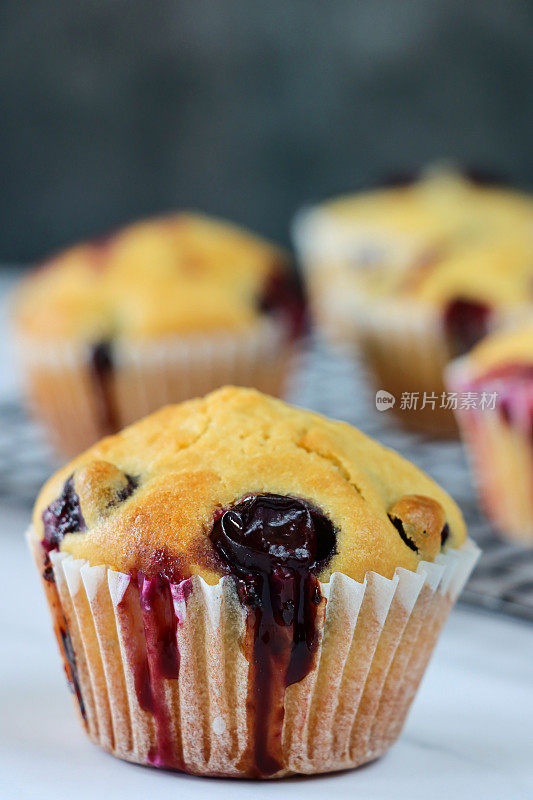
[0,270,532,799]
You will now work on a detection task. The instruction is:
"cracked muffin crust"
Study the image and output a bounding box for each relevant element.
[295,169,533,435]
[16,215,304,456]
[34,386,466,583]
[15,213,300,340]
[299,170,533,312]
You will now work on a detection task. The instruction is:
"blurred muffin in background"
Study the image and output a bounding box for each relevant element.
[293,168,533,435]
[15,213,304,456]
[447,323,533,544]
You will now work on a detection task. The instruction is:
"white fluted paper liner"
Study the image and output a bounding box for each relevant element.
[18,318,292,456]
[292,206,431,349]
[293,207,455,434]
[447,357,533,542]
[28,531,479,778]
[349,297,448,389]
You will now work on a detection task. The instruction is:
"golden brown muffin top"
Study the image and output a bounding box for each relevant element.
[453,322,533,379]
[34,387,467,584]
[298,170,533,309]
[15,214,293,341]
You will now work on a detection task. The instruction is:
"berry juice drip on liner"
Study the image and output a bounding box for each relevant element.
[210,494,336,777]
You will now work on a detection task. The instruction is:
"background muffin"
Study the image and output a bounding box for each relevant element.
[29,386,478,778]
[447,323,533,544]
[294,169,533,435]
[15,214,304,456]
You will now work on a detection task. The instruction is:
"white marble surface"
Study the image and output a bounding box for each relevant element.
[0,270,532,799]
[0,268,23,399]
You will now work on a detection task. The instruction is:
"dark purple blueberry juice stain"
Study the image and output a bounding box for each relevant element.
[38,541,87,723]
[90,339,119,436]
[42,475,86,551]
[137,575,184,769]
[118,574,191,771]
[59,619,87,721]
[498,397,513,425]
[42,551,55,583]
[40,471,139,728]
[210,494,336,777]
[139,576,181,685]
[40,478,87,721]
[443,298,491,357]
[440,522,450,548]
[258,269,307,339]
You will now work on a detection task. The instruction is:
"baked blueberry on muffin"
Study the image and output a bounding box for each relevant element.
[28,387,478,777]
[15,214,304,455]
[294,169,533,434]
[448,323,533,543]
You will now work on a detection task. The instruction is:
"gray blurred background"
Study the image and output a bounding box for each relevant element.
[2,0,533,262]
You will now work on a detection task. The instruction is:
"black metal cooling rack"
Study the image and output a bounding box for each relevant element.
[287,339,533,623]
[0,400,61,507]
[1,337,532,622]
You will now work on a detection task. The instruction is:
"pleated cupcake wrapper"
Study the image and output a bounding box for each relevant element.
[447,357,533,542]
[18,319,291,456]
[294,208,453,411]
[292,206,434,349]
[28,530,479,777]
[302,292,458,434]
[348,297,449,390]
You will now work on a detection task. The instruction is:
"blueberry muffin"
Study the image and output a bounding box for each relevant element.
[448,323,533,543]
[15,214,304,456]
[294,169,533,434]
[28,386,478,777]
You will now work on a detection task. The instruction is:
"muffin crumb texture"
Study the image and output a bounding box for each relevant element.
[35,386,466,583]
[318,172,533,309]
[16,213,295,340]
